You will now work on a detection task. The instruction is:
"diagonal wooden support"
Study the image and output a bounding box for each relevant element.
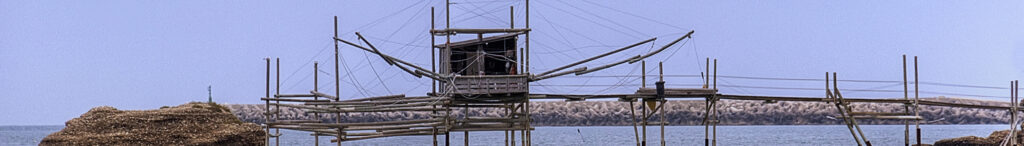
[571,31,694,77]
[535,38,656,77]
[833,72,871,146]
[335,37,443,80]
[623,98,641,146]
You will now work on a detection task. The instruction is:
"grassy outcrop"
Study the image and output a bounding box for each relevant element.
[41,102,265,145]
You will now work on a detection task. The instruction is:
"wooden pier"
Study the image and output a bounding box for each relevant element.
[257,1,1024,146]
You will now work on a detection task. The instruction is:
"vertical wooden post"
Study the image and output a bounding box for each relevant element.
[902,55,909,146]
[658,62,664,81]
[429,7,439,146]
[521,103,526,146]
[506,6,513,146]
[505,103,510,146]
[659,62,665,146]
[705,58,710,88]
[314,61,319,146]
[1013,80,1018,146]
[914,56,920,146]
[712,59,717,146]
[642,60,646,88]
[642,98,647,146]
[510,6,514,29]
[333,16,342,146]
[268,57,272,146]
[275,58,281,146]
[526,99,532,146]
[465,103,469,146]
[511,119,516,146]
[704,58,709,146]
[525,0,532,144]
[525,0,530,75]
[520,48,524,74]
[445,1,451,145]
[431,7,437,96]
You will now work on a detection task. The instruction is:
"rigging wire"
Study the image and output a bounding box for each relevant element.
[580,1,688,31]
[552,0,648,38]
[534,0,644,39]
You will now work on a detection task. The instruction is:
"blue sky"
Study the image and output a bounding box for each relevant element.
[1,1,1022,125]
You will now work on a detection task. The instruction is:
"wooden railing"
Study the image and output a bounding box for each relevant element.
[451,75,528,95]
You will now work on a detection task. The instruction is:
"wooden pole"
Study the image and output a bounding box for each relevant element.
[276,58,281,146]
[526,99,532,146]
[525,0,532,144]
[642,98,647,146]
[659,62,664,82]
[829,72,862,145]
[642,61,646,88]
[333,15,342,146]
[1013,80,1018,146]
[525,0,530,75]
[314,61,320,146]
[914,56,920,146]
[659,62,665,146]
[641,61,650,145]
[837,72,871,146]
[429,7,438,146]
[521,102,526,146]
[507,6,512,146]
[712,59,717,146]
[902,55,909,146]
[265,58,270,145]
[630,100,640,146]
[505,102,510,146]
[445,1,451,145]
[704,58,709,146]
[464,104,469,146]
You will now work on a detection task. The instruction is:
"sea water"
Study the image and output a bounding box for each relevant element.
[3,125,1004,146]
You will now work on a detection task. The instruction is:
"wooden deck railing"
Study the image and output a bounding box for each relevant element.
[451,75,528,95]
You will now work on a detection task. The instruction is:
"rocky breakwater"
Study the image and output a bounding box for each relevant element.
[40,102,265,145]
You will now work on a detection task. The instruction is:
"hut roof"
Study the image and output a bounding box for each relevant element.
[433,32,523,49]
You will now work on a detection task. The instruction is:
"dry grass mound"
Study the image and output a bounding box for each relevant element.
[40,102,265,146]
[934,130,1019,146]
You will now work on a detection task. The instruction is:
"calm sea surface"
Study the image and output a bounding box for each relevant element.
[1,125,1004,146]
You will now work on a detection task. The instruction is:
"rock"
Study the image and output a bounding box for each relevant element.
[934,130,1019,146]
[40,102,266,146]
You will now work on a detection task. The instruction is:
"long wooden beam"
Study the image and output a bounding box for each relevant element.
[628,30,694,64]
[430,28,531,35]
[535,38,656,77]
[334,37,443,80]
[531,93,1021,111]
